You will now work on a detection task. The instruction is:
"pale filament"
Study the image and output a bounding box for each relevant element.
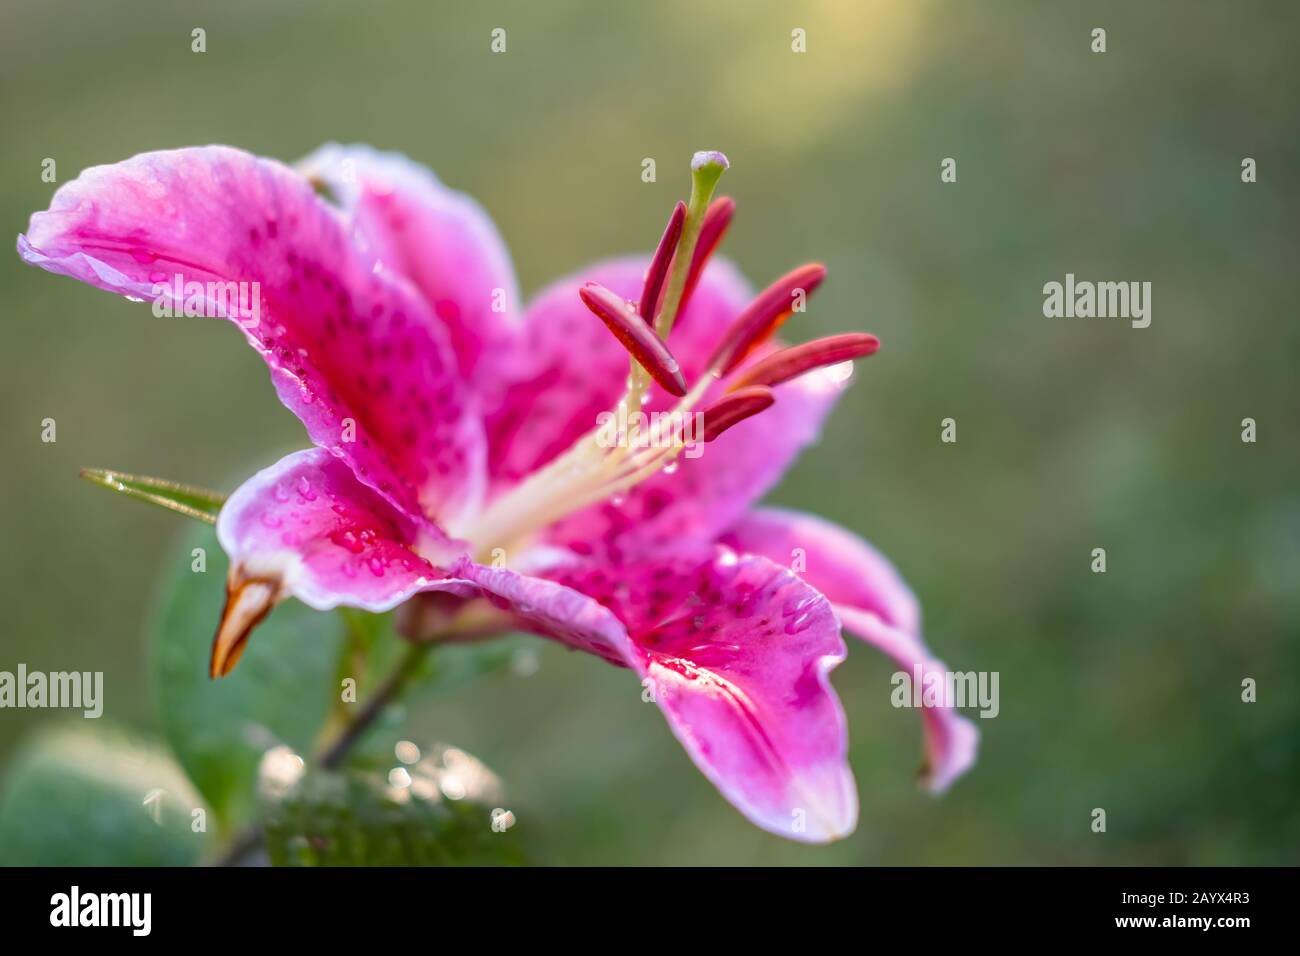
[457,371,716,559]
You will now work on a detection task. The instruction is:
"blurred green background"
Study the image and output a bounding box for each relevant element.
[1,0,1297,864]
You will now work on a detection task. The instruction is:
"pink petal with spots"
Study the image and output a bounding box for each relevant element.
[719,507,921,633]
[17,146,485,525]
[721,508,977,792]
[218,448,468,612]
[455,548,857,842]
[299,144,522,405]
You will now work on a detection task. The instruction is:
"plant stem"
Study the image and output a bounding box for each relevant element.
[210,641,433,866]
[317,641,432,769]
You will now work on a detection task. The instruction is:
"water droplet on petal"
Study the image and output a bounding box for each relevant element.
[785,611,814,634]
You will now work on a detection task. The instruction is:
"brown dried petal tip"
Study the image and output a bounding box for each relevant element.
[210,575,282,678]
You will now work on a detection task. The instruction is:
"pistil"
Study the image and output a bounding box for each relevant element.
[676,196,735,321]
[655,151,730,341]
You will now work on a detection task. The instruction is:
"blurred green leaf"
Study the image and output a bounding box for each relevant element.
[153,525,342,831]
[260,745,528,866]
[342,608,524,698]
[319,608,528,765]
[81,467,226,524]
[152,527,530,833]
[0,724,209,866]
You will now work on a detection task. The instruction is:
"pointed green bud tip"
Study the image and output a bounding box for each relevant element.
[79,467,225,524]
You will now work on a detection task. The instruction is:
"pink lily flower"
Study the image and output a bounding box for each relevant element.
[18,144,977,842]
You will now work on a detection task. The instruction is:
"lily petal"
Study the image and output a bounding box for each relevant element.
[17,146,486,525]
[720,506,921,633]
[299,144,522,405]
[720,508,977,792]
[217,448,467,615]
[456,548,857,842]
[837,607,979,794]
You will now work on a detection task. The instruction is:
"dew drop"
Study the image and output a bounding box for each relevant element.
[330,529,364,554]
[783,595,815,618]
[785,611,814,634]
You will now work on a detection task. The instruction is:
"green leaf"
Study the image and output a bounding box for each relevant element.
[0,724,209,866]
[81,467,226,524]
[153,525,342,831]
[259,744,528,866]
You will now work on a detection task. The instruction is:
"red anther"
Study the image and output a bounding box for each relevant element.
[641,201,686,322]
[726,333,879,391]
[707,263,826,374]
[675,196,736,318]
[700,385,775,442]
[579,283,688,396]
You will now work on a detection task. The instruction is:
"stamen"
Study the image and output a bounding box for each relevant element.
[674,196,735,320]
[726,333,879,391]
[708,263,826,374]
[210,574,282,677]
[579,283,687,396]
[700,386,776,442]
[641,201,686,322]
[453,151,842,560]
